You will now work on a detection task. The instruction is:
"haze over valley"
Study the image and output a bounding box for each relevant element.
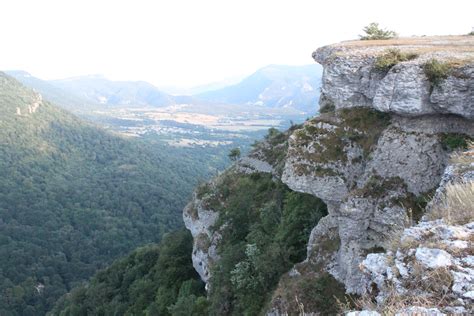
[8,64,321,152]
[1,1,473,315]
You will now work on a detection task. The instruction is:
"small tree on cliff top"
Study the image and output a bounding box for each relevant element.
[228,147,241,161]
[360,22,397,40]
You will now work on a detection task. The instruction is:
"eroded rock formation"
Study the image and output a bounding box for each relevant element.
[184,36,474,315]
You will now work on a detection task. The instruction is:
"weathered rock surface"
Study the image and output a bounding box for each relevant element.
[268,36,474,314]
[356,219,473,315]
[183,193,220,285]
[184,36,474,315]
[349,147,474,315]
[313,36,474,119]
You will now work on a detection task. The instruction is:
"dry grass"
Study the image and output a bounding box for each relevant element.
[450,141,474,165]
[331,36,474,66]
[429,182,474,225]
[340,35,474,50]
[345,264,454,315]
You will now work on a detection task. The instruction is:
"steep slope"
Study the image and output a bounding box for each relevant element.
[0,72,209,315]
[196,64,322,113]
[49,230,208,316]
[51,75,175,107]
[184,36,474,315]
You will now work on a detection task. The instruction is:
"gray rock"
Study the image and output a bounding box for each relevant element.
[363,127,446,195]
[394,306,446,316]
[415,247,453,269]
[346,311,381,316]
[313,37,474,119]
[183,195,220,285]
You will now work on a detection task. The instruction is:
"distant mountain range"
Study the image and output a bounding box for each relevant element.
[196,64,322,113]
[7,64,322,114]
[51,74,178,107]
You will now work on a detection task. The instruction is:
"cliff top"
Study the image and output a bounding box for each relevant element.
[314,35,474,64]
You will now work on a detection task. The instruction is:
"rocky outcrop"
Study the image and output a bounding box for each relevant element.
[342,140,473,315]
[268,36,474,313]
[313,36,474,119]
[184,36,474,315]
[355,218,473,315]
[183,193,220,286]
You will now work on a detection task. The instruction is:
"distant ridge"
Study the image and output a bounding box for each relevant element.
[196,64,322,113]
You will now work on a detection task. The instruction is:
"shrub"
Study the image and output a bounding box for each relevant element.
[423,59,450,88]
[374,49,418,73]
[440,133,472,151]
[360,22,397,40]
[228,147,241,161]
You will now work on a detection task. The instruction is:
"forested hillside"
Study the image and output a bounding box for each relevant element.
[0,73,211,315]
[49,230,208,316]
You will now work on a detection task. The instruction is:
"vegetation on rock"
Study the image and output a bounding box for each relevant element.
[439,133,473,151]
[228,148,241,161]
[423,58,451,88]
[374,49,418,73]
[359,22,397,40]
[292,107,391,176]
[200,172,327,315]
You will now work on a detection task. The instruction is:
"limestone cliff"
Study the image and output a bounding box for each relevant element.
[184,36,474,315]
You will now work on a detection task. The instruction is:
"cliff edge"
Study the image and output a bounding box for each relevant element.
[184,36,474,315]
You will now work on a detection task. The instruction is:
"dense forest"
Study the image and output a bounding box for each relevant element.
[0,73,216,315]
[49,230,208,316]
[50,172,330,316]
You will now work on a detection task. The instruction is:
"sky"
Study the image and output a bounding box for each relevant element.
[0,0,473,88]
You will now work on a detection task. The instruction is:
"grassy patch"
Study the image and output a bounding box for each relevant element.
[374,49,418,73]
[423,59,451,88]
[428,182,474,225]
[439,133,473,151]
[274,272,353,315]
[352,175,406,199]
[292,108,391,176]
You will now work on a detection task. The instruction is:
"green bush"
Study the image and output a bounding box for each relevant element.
[423,59,450,88]
[374,49,418,73]
[296,273,348,315]
[360,22,397,40]
[440,133,472,151]
[228,147,241,161]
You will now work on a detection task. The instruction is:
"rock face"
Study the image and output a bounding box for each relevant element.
[184,36,474,315]
[183,193,220,286]
[357,218,473,315]
[313,36,474,119]
[345,139,474,315]
[269,36,474,313]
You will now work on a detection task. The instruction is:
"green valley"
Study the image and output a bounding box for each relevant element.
[0,73,214,315]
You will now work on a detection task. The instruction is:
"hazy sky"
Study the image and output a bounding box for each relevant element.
[1,0,473,87]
